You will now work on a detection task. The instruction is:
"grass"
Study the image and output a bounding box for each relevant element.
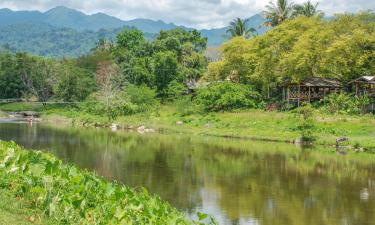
[2,102,375,149]
[0,141,214,225]
[0,189,49,225]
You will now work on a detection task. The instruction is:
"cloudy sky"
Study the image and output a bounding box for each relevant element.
[0,0,374,29]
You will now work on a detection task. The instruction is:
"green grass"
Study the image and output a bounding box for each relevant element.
[0,141,214,225]
[0,189,49,225]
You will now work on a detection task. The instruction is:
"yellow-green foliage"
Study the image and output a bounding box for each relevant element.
[206,13,375,94]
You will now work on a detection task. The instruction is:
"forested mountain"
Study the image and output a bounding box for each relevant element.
[0,6,268,57]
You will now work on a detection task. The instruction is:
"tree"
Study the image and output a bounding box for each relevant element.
[264,0,294,26]
[55,63,97,102]
[95,61,122,119]
[293,1,323,18]
[20,56,57,103]
[226,18,257,38]
[0,52,25,99]
[116,29,145,51]
[153,51,178,99]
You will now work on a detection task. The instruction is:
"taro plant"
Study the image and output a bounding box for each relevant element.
[0,141,217,225]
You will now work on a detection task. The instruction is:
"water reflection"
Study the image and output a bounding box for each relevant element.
[0,123,375,225]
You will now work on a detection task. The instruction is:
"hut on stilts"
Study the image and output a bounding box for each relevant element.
[283,77,343,106]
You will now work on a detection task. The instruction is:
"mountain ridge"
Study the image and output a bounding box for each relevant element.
[0,6,268,56]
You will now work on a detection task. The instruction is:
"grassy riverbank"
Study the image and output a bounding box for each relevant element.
[0,141,212,225]
[1,102,375,150]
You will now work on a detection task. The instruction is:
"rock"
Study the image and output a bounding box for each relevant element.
[145,128,156,133]
[336,137,349,146]
[111,123,120,131]
[204,123,211,128]
[176,121,184,126]
[137,125,145,132]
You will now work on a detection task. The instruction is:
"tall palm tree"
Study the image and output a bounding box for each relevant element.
[292,1,324,17]
[226,18,257,38]
[264,0,294,27]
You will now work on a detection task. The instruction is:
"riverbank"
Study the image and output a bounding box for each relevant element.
[1,103,375,151]
[0,141,211,225]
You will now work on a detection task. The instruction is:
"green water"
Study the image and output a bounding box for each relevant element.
[0,122,374,225]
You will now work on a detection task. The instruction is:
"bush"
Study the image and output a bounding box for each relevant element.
[325,93,370,115]
[123,85,160,113]
[294,103,316,143]
[194,82,260,112]
[174,96,202,116]
[166,81,186,101]
[81,91,137,120]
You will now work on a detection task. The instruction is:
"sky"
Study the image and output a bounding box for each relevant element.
[0,0,374,29]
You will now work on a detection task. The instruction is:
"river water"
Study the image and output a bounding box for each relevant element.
[0,121,375,225]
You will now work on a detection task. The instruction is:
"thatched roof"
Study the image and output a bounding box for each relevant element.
[349,76,375,84]
[284,77,343,87]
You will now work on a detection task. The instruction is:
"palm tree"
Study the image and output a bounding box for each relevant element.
[292,1,323,17]
[226,18,257,38]
[264,0,294,27]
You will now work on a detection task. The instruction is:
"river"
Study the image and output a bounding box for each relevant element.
[0,121,374,225]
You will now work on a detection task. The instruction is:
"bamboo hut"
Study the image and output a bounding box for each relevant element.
[283,77,343,106]
[349,76,375,112]
[349,76,375,98]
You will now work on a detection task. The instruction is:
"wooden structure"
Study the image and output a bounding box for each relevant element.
[349,76,375,113]
[349,76,375,98]
[283,77,343,106]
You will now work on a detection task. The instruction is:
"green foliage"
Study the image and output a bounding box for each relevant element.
[227,18,257,38]
[0,52,25,98]
[55,64,97,102]
[123,85,160,113]
[166,80,186,101]
[117,29,145,51]
[212,13,375,97]
[0,141,203,224]
[82,92,136,120]
[325,93,371,115]
[174,97,202,116]
[295,103,316,142]
[153,51,179,99]
[195,82,260,112]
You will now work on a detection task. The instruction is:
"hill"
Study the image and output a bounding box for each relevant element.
[0,6,268,56]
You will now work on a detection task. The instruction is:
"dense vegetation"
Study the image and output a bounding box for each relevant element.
[0,7,268,56]
[0,23,156,57]
[205,12,375,98]
[0,141,216,224]
[0,1,375,145]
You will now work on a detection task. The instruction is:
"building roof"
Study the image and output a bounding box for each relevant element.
[285,77,343,87]
[349,76,375,84]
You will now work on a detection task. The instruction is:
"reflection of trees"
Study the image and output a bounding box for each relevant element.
[200,150,375,225]
[2,123,375,225]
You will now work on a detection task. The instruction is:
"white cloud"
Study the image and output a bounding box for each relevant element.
[0,0,374,29]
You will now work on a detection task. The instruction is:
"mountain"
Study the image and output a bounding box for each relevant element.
[0,6,268,56]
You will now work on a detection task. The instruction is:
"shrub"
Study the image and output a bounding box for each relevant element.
[294,103,316,143]
[166,80,186,101]
[174,96,202,116]
[81,91,137,120]
[325,93,370,115]
[123,84,159,113]
[194,82,260,112]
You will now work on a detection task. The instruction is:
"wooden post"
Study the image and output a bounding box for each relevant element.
[298,85,301,107]
[308,86,311,102]
[287,86,290,105]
